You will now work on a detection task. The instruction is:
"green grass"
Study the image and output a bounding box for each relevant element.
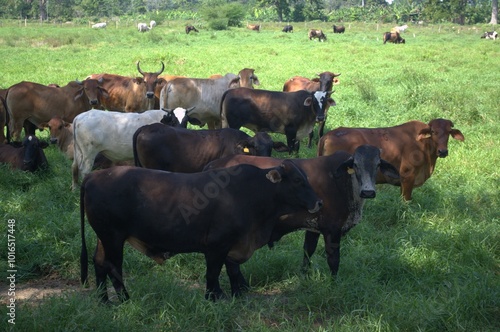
[0,20,499,331]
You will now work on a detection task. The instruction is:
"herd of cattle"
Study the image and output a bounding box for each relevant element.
[0,60,466,302]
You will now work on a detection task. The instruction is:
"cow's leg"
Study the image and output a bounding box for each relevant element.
[284,126,299,153]
[204,252,227,301]
[23,120,37,137]
[225,258,249,297]
[93,240,110,303]
[72,153,98,191]
[302,231,321,271]
[307,130,314,149]
[401,175,415,201]
[100,238,129,302]
[8,116,24,143]
[323,229,342,276]
[318,120,326,138]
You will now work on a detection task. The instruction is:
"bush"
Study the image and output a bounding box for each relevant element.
[207,18,229,30]
[201,2,245,30]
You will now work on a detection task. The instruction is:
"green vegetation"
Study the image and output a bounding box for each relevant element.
[0,21,499,331]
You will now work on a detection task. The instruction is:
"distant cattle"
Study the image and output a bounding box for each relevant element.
[6,79,108,142]
[282,25,293,33]
[80,162,322,302]
[393,24,408,33]
[318,118,465,200]
[149,20,156,29]
[283,71,341,148]
[137,23,149,32]
[481,31,498,40]
[221,88,335,152]
[333,25,345,33]
[0,135,48,172]
[92,22,107,29]
[87,61,166,113]
[185,25,199,34]
[204,145,399,276]
[133,124,289,172]
[159,68,259,129]
[71,109,173,190]
[308,29,327,41]
[383,31,405,44]
[247,24,261,32]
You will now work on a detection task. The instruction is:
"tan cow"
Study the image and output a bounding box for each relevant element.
[308,29,327,41]
[247,23,261,32]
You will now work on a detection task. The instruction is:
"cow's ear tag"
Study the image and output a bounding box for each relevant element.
[243,147,250,153]
[423,133,431,138]
[347,167,355,175]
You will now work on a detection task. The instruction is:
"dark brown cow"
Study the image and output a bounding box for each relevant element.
[220,88,335,152]
[333,25,345,33]
[133,124,289,172]
[283,71,341,147]
[318,118,465,201]
[6,79,107,142]
[308,29,327,41]
[87,61,166,113]
[80,162,322,302]
[204,145,399,276]
[185,25,199,34]
[383,31,405,44]
[282,25,293,33]
[247,24,261,32]
[0,135,48,172]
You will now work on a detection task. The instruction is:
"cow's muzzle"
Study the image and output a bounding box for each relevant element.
[146,92,154,99]
[438,149,448,158]
[90,99,98,105]
[23,159,34,166]
[308,200,323,214]
[50,138,58,144]
[360,190,376,199]
[316,116,325,122]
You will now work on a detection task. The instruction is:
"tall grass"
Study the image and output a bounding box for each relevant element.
[0,20,499,331]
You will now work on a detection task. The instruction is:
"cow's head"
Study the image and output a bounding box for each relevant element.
[74,78,108,106]
[316,71,341,91]
[137,61,166,99]
[417,118,465,158]
[236,132,289,156]
[22,135,48,171]
[238,68,260,88]
[160,107,194,128]
[306,91,336,122]
[40,117,71,145]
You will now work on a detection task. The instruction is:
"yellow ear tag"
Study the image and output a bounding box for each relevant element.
[243,147,250,153]
[347,167,355,175]
[423,133,432,138]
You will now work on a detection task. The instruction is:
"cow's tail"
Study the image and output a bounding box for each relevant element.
[80,179,88,286]
[132,127,143,167]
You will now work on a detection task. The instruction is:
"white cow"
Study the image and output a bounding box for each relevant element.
[149,20,157,29]
[92,22,107,29]
[393,24,408,33]
[71,109,170,190]
[138,23,150,32]
[481,31,498,40]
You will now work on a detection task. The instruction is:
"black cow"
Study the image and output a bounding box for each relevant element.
[282,25,293,33]
[0,135,48,172]
[185,25,199,34]
[333,25,345,33]
[133,124,289,172]
[80,162,323,302]
[205,145,400,276]
[220,87,335,152]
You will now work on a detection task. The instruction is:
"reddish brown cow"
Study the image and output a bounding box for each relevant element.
[308,29,327,41]
[318,118,465,200]
[0,135,48,172]
[6,79,107,142]
[247,24,261,32]
[87,62,166,113]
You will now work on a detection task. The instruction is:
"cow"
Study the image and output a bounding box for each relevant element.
[318,118,465,201]
[282,25,293,33]
[481,31,498,40]
[220,87,335,153]
[333,25,345,33]
[92,22,107,29]
[393,24,408,33]
[149,20,157,29]
[138,23,149,32]
[71,109,174,190]
[383,31,405,44]
[0,135,48,172]
[87,61,166,113]
[204,145,400,277]
[185,25,199,34]
[6,79,108,143]
[80,161,323,302]
[283,71,341,147]
[308,29,327,41]
[133,124,289,172]
[247,24,261,32]
[159,68,260,129]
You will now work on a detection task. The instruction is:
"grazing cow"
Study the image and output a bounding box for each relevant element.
[333,25,345,33]
[6,79,108,142]
[308,29,327,41]
[149,20,156,29]
[185,25,199,34]
[71,109,174,190]
[247,24,261,32]
[204,145,399,276]
[87,61,166,113]
[221,87,335,152]
[383,31,405,44]
[133,124,289,172]
[282,25,293,33]
[80,161,322,302]
[137,23,149,32]
[283,71,341,147]
[160,68,260,129]
[481,31,498,40]
[393,24,408,33]
[318,118,465,201]
[0,135,48,172]
[91,22,107,29]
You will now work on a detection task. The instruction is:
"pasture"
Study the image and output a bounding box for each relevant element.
[0,20,499,331]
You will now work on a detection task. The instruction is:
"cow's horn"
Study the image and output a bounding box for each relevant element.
[75,78,83,85]
[186,106,195,113]
[155,61,165,75]
[137,61,145,76]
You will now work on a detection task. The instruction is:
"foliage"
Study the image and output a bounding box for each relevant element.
[200,0,246,29]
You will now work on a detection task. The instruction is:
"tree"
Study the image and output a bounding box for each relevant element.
[490,0,498,24]
[257,0,292,22]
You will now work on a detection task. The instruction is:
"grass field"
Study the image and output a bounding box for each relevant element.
[0,20,499,331]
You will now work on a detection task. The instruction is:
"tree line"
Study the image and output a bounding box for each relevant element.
[0,0,496,25]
